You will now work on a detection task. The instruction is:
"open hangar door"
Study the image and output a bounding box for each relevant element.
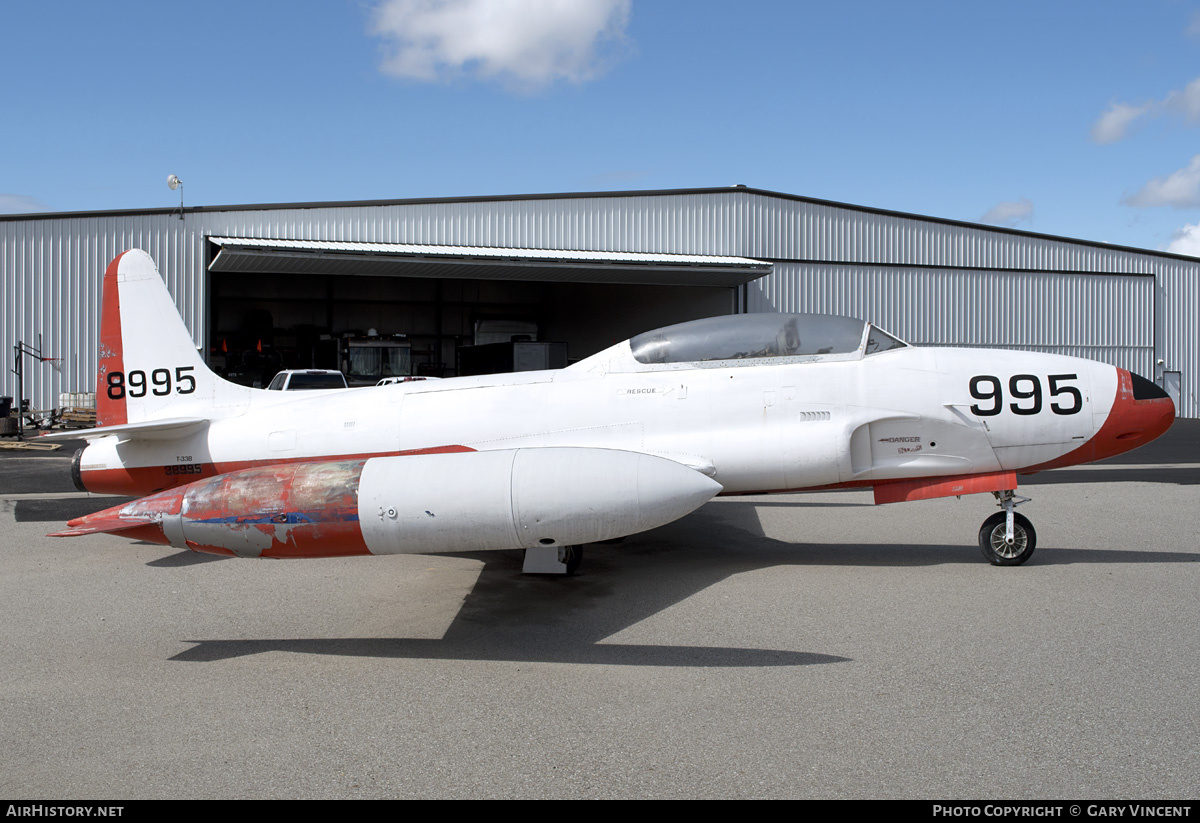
[205,238,769,386]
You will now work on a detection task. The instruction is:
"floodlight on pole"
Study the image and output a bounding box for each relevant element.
[167,174,184,220]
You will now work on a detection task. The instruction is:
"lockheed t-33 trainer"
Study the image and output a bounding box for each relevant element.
[47,250,1175,571]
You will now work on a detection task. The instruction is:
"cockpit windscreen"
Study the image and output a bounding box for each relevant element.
[630,313,901,365]
[865,325,907,354]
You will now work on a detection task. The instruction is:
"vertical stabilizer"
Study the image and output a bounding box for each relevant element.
[96,250,247,426]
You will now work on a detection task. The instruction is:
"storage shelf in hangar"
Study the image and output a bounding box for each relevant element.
[204,237,772,378]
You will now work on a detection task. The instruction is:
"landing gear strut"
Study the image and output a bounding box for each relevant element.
[522,544,584,575]
[978,490,1036,566]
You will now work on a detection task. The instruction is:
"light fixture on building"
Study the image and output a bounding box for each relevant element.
[167,174,184,220]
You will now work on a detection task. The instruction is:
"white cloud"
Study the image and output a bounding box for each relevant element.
[370,0,632,90]
[979,198,1033,227]
[1166,223,1200,256]
[1124,155,1200,208]
[0,194,49,214]
[1091,101,1152,144]
[1091,76,1200,143]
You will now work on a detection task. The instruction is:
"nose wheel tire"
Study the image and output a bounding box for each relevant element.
[978,512,1036,566]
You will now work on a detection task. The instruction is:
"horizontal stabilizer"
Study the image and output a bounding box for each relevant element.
[38,417,209,442]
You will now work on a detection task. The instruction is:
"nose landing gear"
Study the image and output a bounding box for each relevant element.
[979,490,1036,565]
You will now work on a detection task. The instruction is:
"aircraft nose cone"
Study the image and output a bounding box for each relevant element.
[1092,368,1175,460]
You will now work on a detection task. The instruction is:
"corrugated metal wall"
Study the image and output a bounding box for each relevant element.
[737,197,1159,273]
[747,263,1156,377]
[1158,259,1200,417]
[2,189,1197,415]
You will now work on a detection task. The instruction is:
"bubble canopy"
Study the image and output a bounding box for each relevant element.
[629,313,907,365]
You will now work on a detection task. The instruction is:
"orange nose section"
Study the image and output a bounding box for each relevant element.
[1092,369,1176,461]
[1024,369,1174,472]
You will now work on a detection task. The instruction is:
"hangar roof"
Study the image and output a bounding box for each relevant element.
[5,185,1198,263]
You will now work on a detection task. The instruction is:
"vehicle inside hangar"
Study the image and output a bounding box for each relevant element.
[203,237,767,386]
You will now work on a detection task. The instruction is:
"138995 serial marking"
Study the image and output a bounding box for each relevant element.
[164,463,204,476]
[107,367,196,399]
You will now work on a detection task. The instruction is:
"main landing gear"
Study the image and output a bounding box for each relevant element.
[978,490,1036,566]
[522,544,584,575]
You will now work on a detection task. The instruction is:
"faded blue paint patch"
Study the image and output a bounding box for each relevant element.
[188,511,360,526]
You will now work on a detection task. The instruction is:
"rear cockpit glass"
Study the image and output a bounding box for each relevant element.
[630,313,885,365]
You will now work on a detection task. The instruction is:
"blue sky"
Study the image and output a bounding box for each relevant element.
[5,0,1200,255]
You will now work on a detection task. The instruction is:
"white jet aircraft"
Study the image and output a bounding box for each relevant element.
[47,250,1175,571]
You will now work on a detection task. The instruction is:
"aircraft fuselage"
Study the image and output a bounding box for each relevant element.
[75,343,1157,500]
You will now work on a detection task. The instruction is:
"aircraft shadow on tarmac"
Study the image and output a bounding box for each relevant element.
[164,497,1197,666]
[169,501,845,667]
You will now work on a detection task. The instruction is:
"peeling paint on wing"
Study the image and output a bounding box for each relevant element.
[182,518,275,557]
[180,508,363,557]
[173,461,369,557]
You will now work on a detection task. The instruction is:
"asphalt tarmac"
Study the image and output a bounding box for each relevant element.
[1,422,1197,799]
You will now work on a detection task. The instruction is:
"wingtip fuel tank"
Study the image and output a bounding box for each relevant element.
[54,448,722,559]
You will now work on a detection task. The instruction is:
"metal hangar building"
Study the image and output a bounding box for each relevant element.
[2,186,1196,416]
